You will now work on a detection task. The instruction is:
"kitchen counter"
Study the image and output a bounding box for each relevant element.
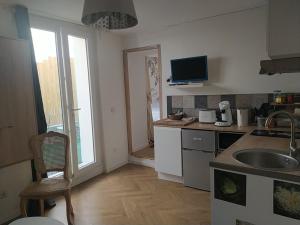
[154,119,300,182]
[154,118,256,133]
[210,131,300,182]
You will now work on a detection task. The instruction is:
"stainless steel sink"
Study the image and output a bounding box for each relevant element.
[233,149,300,171]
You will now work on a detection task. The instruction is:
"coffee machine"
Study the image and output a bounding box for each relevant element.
[214,101,233,127]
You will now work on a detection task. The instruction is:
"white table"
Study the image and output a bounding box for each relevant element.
[9,217,64,225]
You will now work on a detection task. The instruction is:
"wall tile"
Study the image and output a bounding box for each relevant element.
[172,108,183,114]
[169,93,300,119]
[236,94,252,108]
[172,96,183,108]
[195,95,208,109]
[167,96,172,115]
[294,94,300,103]
[231,108,237,123]
[221,95,236,108]
[183,96,195,108]
[268,94,274,103]
[183,108,198,118]
[207,95,221,109]
[251,94,268,109]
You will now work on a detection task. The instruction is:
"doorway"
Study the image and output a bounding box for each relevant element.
[30,16,102,185]
[123,45,162,161]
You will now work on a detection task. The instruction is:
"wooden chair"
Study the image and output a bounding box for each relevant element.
[19,132,74,225]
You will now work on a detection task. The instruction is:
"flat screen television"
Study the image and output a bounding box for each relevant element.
[171,56,208,83]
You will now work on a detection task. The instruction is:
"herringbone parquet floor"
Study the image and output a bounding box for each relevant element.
[47,164,211,225]
[132,146,154,160]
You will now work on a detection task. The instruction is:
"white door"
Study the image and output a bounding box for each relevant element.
[31,16,102,185]
[61,27,102,185]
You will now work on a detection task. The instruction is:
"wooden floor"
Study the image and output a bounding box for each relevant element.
[47,164,211,225]
[132,146,154,160]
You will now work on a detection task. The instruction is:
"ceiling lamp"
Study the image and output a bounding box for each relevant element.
[81,0,138,30]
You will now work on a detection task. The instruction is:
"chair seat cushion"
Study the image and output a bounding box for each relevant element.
[20,178,71,198]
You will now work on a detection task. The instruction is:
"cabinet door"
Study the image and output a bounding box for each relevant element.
[0,43,14,129]
[154,127,182,176]
[268,0,300,59]
[0,38,37,168]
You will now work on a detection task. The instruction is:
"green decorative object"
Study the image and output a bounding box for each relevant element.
[274,180,300,220]
[214,170,246,206]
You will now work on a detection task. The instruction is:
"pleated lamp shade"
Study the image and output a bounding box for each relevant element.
[81,0,138,29]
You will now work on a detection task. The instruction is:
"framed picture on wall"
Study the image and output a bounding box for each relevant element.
[214,170,247,206]
[274,180,300,220]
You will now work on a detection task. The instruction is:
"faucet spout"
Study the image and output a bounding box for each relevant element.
[265,111,299,158]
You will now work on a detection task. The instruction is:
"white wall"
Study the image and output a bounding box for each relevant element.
[0,162,32,224]
[127,49,157,152]
[0,6,17,39]
[97,31,129,172]
[124,6,300,117]
[0,5,33,224]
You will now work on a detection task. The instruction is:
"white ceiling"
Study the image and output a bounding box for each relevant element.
[0,0,268,35]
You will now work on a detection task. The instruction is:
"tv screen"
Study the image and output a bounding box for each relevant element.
[171,56,208,83]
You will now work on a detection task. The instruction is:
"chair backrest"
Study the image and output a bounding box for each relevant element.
[30,131,70,181]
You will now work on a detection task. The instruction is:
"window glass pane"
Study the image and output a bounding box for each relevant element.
[31,28,64,133]
[68,35,95,168]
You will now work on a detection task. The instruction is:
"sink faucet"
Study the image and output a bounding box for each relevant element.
[265,111,299,158]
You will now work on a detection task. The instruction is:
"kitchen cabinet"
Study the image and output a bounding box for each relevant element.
[0,50,14,129]
[211,168,300,225]
[268,0,300,59]
[182,129,215,190]
[154,126,182,176]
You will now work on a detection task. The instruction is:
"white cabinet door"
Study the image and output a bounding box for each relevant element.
[154,126,182,176]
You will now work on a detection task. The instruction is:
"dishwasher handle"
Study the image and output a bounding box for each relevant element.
[192,137,203,141]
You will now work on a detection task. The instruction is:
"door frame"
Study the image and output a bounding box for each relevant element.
[123,45,163,155]
[30,15,103,186]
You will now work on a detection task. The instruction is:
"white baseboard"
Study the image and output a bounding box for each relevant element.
[106,160,129,173]
[158,172,183,184]
[129,156,155,168]
[72,164,104,187]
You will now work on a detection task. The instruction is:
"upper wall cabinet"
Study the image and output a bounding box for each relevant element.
[268,0,300,59]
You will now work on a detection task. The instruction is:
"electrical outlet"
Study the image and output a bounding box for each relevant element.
[0,191,7,199]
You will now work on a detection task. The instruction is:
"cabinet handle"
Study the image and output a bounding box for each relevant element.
[0,125,15,129]
[193,137,203,141]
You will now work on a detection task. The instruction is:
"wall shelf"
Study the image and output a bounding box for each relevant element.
[270,103,300,107]
[168,83,204,88]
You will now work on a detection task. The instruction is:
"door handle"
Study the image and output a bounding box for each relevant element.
[0,125,15,129]
[201,150,214,154]
[71,108,81,111]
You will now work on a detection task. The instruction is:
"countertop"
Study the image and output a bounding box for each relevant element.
[154,119,300,182]
[210,131,300,182]
[154,118,256,133]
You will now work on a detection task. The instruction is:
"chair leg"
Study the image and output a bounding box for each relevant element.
[20,197,27,217]
[39,199,45,216]
[70,203,75,216]
[65,190,74,225]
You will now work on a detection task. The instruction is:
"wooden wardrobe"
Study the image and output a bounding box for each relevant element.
[0,36,37,168]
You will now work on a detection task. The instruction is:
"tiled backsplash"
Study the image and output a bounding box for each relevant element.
[167,93,300,123]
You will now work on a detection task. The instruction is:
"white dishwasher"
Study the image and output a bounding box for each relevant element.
[182,129,216,191]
